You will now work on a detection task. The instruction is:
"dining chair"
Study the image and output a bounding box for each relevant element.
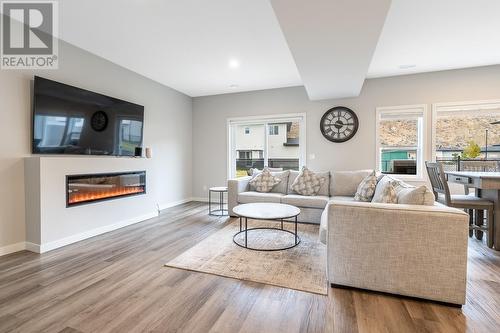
[425,161,494,248]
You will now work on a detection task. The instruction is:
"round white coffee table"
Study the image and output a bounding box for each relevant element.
[232,203,301,251]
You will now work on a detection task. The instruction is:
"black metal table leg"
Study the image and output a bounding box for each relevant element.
[245,217,248,248]
[295,215,298,245]
[281,218,283,230]
[239,216,242,231]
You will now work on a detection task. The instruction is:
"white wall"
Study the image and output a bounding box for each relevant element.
[0,40,192,254]
[192,65,500,198]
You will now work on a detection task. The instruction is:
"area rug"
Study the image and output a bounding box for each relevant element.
[165,219,327,295]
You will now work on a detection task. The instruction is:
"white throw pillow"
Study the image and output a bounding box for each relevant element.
[248,168,281,193]
[354,172,377,202]
[291,167,326,196]
[372,176,397,204]
[395,184,435,205]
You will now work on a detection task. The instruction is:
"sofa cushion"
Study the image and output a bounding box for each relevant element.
[331,170,374,196]
[282,194,329,209]
[354,172,377,202]
[238,191,284,204]
[288,170,330,196]
[251,170,289,194]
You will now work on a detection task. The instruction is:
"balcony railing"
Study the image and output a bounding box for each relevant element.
[437,157,500,172]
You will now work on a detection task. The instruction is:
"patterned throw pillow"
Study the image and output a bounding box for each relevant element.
[354,172,377,202]
[248,168,281,193]
[291,167,326,196]
[371,176,397,203]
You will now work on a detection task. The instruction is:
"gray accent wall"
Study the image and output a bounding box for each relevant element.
[192,65,500,199]
[0,40,192,252]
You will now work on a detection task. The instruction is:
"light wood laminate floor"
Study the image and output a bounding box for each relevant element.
[0,202,499,333]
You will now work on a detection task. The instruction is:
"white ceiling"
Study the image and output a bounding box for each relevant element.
[367,0,500,78]
[58,0,301,97]
[23,0,500,98]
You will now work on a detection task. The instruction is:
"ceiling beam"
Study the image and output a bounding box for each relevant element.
[270,0,391,100]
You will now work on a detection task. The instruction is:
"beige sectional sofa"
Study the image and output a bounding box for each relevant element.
[228,169,374,223]
[228,169,469,305]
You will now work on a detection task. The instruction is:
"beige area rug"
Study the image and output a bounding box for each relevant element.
[165,219,327,295]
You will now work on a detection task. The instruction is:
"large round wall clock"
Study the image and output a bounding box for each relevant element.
[320,106,359,143]
[90,110,108,132]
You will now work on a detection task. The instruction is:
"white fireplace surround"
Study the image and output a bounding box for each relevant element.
[24,156,188,253]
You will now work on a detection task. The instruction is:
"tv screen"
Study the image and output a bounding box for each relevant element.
[32,76,144,156]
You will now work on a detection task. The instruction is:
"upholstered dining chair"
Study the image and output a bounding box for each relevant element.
[425,161,494,248]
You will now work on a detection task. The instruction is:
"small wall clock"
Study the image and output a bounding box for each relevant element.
[320,106,359,143]
[91,110,108,132]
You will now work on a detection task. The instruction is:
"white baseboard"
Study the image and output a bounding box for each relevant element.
[25,242,40,253]
[0,242,26,256]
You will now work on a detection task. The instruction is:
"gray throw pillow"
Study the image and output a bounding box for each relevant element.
[249,168,281,193]
[291,167,326,196]
[354,173,377,202]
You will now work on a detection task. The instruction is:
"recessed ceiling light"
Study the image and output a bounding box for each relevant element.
[229,84,239,88]
[399,64,416,69]
[228,59,240,69]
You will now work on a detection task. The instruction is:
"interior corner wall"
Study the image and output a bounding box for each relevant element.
[0,40,193,252]
[192,65,500,199]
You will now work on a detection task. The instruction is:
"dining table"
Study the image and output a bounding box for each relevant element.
[446,171,500,250]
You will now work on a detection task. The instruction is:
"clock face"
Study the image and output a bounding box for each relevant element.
[320,107,359,143]
[91,111,108,132]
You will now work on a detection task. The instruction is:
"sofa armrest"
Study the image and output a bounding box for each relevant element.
[228,176,251,216]
[327,201,469,304]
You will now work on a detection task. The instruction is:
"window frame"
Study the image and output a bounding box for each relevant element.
[227,113,306,179]
[375,104,429,181]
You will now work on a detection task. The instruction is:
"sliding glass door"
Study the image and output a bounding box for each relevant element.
[228,115,305,178]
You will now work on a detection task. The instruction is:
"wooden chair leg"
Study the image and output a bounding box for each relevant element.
[475,209,484,240]
[468,209,474,237]
[487,208,494,248]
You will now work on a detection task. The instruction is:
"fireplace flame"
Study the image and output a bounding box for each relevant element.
[68,186,144,204]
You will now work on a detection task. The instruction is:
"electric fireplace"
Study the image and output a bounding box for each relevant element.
[66,171,146,207]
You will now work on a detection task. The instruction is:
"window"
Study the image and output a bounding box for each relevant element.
[376,105,428,179]
[433,100,500,172]
[268,125,279,135]
[228,114,306,178]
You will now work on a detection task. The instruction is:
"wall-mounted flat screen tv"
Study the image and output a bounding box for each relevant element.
[32,76,144,156]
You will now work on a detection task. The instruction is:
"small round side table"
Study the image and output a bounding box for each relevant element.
[208,186,228,216]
